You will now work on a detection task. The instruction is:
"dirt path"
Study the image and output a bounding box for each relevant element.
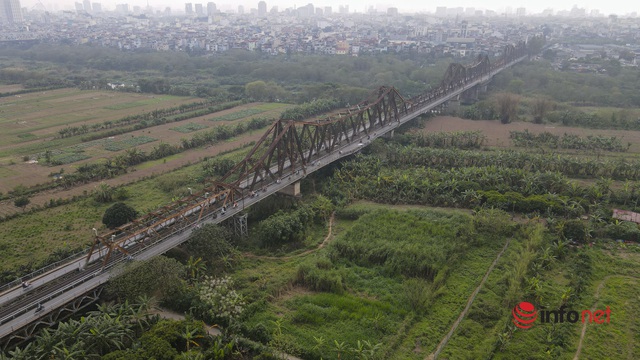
[426,237,512,360]
[0,132,264,217]
[150,307,222,336]
[243,213,335,261]
[573,275,638,360]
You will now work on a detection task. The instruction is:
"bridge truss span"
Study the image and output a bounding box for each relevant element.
[0,38,541,348]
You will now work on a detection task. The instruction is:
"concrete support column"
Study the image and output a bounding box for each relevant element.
[278,181,301,197]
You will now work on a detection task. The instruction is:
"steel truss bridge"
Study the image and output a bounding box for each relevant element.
[0,40,530,350]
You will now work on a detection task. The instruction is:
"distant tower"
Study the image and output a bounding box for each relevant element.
[195,3,203,15]
[237,5,244,14]
[1,0,23,23]
[83,0,91,12]
[207,2,216,16]
[258,1,266,17]
[185,3,193,14]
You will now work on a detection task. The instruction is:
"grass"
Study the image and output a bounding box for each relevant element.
[102,95,180,110]
[103,136,157,151]
[134,153,184,170]
[256,103,290,111]
[0,166,16,178]
[0,88,196,155]
[208,109,264,122]
[234,205,515,359]
[170,123,208,133]
[16,133,36,140]
[393,235,510,359]
[50,152,91,165]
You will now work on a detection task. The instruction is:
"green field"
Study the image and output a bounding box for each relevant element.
[170,123,208,133]
[208,108,265,122]
[233,205,515,359]
[0,88,197,148]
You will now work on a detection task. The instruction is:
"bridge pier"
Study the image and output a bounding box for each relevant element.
[278,181,301,197]
[448,98,461,114]
[233,214,248,237]
[462,85,479,104]
[382,129,395,139]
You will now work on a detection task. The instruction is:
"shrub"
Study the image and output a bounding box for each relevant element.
[102,202,138,229]
[294,263,345,294]
[106,256,185,301]
[403,278,433,314]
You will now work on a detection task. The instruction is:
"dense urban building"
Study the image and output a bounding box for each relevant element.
[0,0,23,23]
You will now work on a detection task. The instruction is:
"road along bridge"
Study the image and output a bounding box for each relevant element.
[0,39,532,349]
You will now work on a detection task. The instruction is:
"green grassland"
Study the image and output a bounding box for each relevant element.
[235,205,516,359]
[101,95,178,110]
[170,123,208,133]
[0,89,196,140]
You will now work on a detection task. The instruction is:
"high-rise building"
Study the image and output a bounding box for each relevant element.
[83,0,91,12]
[195,3,203,15]
[185,3,193,14]
[257,1,266,17]
[324,6,331,15]
[237,5,244,14]
[92,2,102,12]
[115,3,129,13]
[516,7,526,16]
[207,2,216,16]
[1,0,23,23]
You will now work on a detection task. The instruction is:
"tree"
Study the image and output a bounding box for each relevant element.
[184,225,236,270]
[185,256,206,282]
[244,80,268,100]
[604,59,622,77]
[106,256,185,301]
[102,202,138,229]
[13,196,30,212]
[532,97,551,124]
[94,182,115,203]
[495,93,519,124]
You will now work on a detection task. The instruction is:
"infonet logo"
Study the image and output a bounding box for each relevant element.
[512,302,611,329]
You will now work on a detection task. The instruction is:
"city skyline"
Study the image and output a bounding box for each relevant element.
[15,0,639,16]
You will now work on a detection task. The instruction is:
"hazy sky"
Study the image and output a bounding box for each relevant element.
[20,0,638,16]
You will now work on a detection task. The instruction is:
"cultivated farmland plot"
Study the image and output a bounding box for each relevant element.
[208,108,264,122]
[0,93,289,194]
[170,123,208,133]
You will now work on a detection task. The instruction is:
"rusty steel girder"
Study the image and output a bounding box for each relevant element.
[84,39,534,266]
[85,181,241,268]
[220,86,408,190]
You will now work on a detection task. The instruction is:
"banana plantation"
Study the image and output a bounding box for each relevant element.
[509,130,630,152]
[385,145,640,181]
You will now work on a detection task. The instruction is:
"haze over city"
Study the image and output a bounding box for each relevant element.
[16,0,639,16]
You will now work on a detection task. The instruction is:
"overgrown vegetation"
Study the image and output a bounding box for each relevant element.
[510,130,630,152]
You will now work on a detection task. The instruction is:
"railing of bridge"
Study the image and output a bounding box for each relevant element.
[0,248,91,295]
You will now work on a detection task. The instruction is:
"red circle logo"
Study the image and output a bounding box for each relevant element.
[512,301,537,329]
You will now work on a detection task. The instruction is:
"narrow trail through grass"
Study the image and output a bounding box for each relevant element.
[426,237,513,360]
[573,275,639,360]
